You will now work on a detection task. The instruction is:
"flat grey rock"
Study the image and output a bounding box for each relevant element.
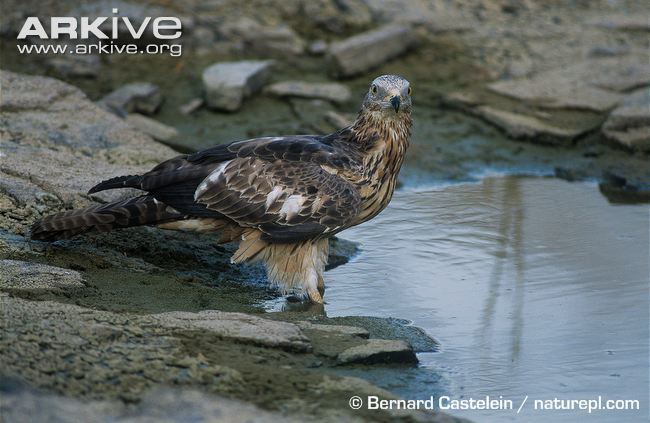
[585,58,650,93]
[0,260,85,293]
[328,24,416,78]
[297,322,369,338]
[265,81,351,103]
[487,56,649,112]
[446,55,650,145]
[603,127,650,152]
[604,112,648,134]
[202,60,274,111]
[444,91,591,145]
[99,82,162,115]
[474,106,586,143]
[155,310,312,352]
[326,316,439,353]
[337,339,417,365]
[603,88,650,152]
[125,113,179,142]
[487,59,629,112]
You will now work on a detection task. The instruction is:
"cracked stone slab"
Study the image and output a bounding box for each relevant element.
[202,60,274,111]
[444,90,603,145]
[326,316,439,353]
[125,113,179,142]
[603,88,650,152]
[488,57,649,112]
[585,58,650,93]
[327,24,416,78]
[0,260,86,294]
[98,82,162,115]
[488,70,619,113]
[297,321,370,338]
[474,106,587,143]
[603,127,650,152]
[336,339,417,365]
[155,310,312,352]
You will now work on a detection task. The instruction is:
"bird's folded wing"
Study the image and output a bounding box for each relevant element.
[194,157,361,242]
[188,132,359,170]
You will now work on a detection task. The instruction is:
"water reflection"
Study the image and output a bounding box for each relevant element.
[478,177,526,373]
[323,176,649,422]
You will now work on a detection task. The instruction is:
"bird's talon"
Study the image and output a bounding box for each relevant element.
[308,289,323,304]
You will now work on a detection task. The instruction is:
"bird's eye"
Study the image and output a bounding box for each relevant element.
[370,84,378,95]
[407,86,412,96]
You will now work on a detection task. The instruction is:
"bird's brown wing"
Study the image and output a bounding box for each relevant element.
[86,133,363,231]
[188,130,361,170]
[89,132,361,196]
[194,156,361,242]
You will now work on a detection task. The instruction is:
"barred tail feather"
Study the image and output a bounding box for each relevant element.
[30,195,182,241]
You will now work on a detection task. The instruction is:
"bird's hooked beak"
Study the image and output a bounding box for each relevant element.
[390,96,401,113]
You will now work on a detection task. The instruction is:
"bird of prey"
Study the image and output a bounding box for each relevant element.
[31,75,412,303]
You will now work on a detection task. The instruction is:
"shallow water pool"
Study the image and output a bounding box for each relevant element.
[325,176,649,422]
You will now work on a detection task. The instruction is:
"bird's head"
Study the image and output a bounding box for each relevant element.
[361,75,412,115]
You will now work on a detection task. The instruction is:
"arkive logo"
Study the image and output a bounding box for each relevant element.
[17,8,182,40]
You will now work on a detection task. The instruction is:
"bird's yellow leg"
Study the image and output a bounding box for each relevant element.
[303,267,323,303]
